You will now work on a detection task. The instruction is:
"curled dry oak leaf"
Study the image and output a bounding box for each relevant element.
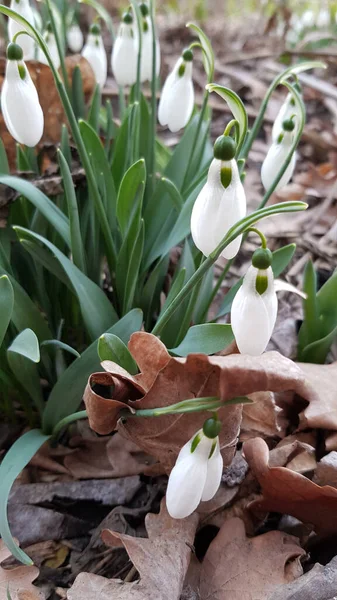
[243,437,337,536]
[199,517,304,600]
[67,501,198,600]
[298,361,337,431]
[84,332,313,472]
[0,540,43,600]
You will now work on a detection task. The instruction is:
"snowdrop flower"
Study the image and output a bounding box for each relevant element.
[166,417,223,519]
[37,23,60,69]
[137,2,160,82]
[317,8,330,28]
[158,48,194,132]
[1,42,44,147]
[231,248,278,356]
[67,23,84,53]
[272,90,301,141]
[82,23,107,88]
[8,0,35,60]
[261,119,297,192]
[191,135,246,260]
[111,11,137,87]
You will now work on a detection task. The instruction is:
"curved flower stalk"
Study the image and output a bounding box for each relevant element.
[158,48,194,132]
[8,0,35,59]
[82,22,107,88]
[272,90,301,141]
[111,11,138,87]
[67,23,84,53]
[231,247,278,356]
[37,23,60,69]
[166,417,223,519]
[137,1,160,82]
[1,42,44,147]
[191,134,246,260]
[261,119,297,192]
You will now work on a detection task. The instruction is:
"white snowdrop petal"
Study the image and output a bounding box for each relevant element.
[201,440,223,502]
[231,266,272,355]
[1,61,44,147]
[67,24,84,53]
[82,34,107,88]
[261,137,297,192]
[158,59,194,132]
[272,94,300,141]
[112,24,137,87]
[261,269,278,339]
[8,0,35,60]
[166,434,212,519]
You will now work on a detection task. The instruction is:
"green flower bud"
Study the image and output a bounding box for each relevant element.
[252,247,273,270]
[282,118,295,132]
[7,42,23,61]
[90,22,101,35]
[122,11,133,24]
[182,48,193,62]
[139,2,149,16]
[213,135,237,161]
[203,417,221,439]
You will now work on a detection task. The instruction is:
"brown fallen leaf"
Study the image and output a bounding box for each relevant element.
[199,517,304,600]
[64,433,157,478]
[298,361,337,430]
[68,500,198,600]
[0,56,95,169]
[243,437,337,536]
[85,332,313,472]
[313,451,337,488]
[269,434,316,473]
[240,391,287,441]
[269,555,337,600]
[0,540,43,600]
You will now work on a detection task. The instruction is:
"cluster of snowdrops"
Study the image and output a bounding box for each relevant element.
[2,0,307,521]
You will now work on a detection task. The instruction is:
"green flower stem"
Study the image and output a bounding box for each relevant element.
[51,410,87,438]
[44,0,71,98]
[257,81,305,210]
[123,395,252,418]
[130,0,142,103]
[248,227,267,248]
[182,90,210,195]
[199,258,233,323]
[240,60,325,161]
[0,4,117,274]
[151,200,307,336]
[224,118,239,141]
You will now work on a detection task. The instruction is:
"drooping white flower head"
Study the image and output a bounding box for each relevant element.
[158,48,194,133]
[111,11,138,87]
[261,120,297,192]
[8,0,35,60]
[191,135,246,260]
[37,24,60,69]
[67,23,84,53]
[82,23,107,88]
[317,8,330,28]
[1,42,44,147]
[136,2,160,83]
[166,418,223,519]
[272,91,301,141]
[231,248,278,356]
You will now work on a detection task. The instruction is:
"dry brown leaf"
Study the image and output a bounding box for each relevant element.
[85,332,313,472]
[0,56,95,169]
[68,500,198,600]
[298,362,337,430]
[64,433,156,478]
[0,540,43,600]
[243,437,337,536]
[313,451,337,488]
[240,391,286,441]
[199,517,304,600]
[269,435,316,474]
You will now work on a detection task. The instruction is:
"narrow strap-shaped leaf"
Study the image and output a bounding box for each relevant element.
[72,65,86,120]
[98,333,138,374]
[0,176,71,247]
[88,84,101,133]
[0,138,9,174]
[0,429,51,565]
[170,323,234,356]
[57,150,87,273]
[0,275,14,347]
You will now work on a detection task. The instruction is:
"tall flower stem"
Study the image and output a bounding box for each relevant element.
[44,0,71,98]
[148,0,157,192]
